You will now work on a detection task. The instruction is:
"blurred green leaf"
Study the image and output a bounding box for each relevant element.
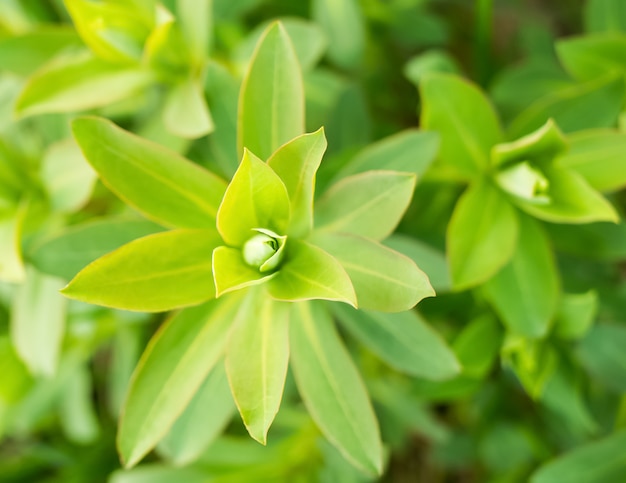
[453,314,503,377]
[554,291,597,340]
[585,0,626,33]
[557,34,626,81]
[577,324,626,392]
[334,304,459,380]
[162,76,214,139]
[59,362,100,444]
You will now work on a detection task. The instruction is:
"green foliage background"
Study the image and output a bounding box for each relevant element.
[2,0,626,482]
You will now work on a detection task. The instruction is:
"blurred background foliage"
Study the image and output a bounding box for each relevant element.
[2,0,626,482]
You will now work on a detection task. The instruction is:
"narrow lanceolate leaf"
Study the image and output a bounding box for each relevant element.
[267,129,327,237]
[118,295,243,468]
[238,21,304,160]
[15,52,153,117]
[62,229,221,312]
[333,305,460,380]
[530,429,626,483]
[163,77,214,139]
[268,239,356,306]
[483,215,559,338]
[335,129,440,180]
[511,166,618,224]
[420,73,502,179]
[447,180,519,290]
[72,116,227,229]
[290,302,383,476]
[557,129,626,193]
[226,288,290,444]
[212,246,274,297]
[29,218,163,281]
[312,232,434,312]
[158,363,235,466]
[11,267,66,377]
[217,149,290,246]
[314,171,416,241]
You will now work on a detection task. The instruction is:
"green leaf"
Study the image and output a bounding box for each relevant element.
[447,180,519,290]
[0,336,32,404]
[314,171,416,241]
[333,305,460,380]
[335,129,440,180]
[453,314,503,377]
[238,21,304,160]
[15,51,153,117]
[404,50,461,86]
[0,27,80,76]
[420,73,502,179]
[212,246,274,297]
[383,234,451,293]
[508,73,624,138]
[577,324,626,392]
[290,301,383,475]
[483,215,559,338]
[64,0,151,63]
[0,209,26,283]
[312,232,434,312]
[10,267,66,377]
[554,291,598,340]
[558,129,626,192]
[267,129,327,238]
[29,218,164,281]
[226,288,290,444]
[118,294,243,468]
[162,76,214,139]
[491,119,567,168]
[511,165,618,224]
[530,430,626,483]
[217,149,290,246]
[110,465,207,483]
[556,34,626,81]
[174,0,211,66]
[311,0,365,71]
[268,239,356,306]
[158,363,235,465]
[59,363,100,444]
[585,0,626,34]
[40,138,96,213]
[62,229,221,312]
[72,116,227,229]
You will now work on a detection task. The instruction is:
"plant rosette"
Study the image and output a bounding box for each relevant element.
[60,115,436,475]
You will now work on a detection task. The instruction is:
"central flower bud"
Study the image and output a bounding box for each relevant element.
[495,160,550,203]
[242,229,286,272]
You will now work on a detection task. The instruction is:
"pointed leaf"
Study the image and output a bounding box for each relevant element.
[217,149,290,246]
[483,215,559,338]
[238,21,304,159]
[511,166,618,223]
[333,305,460,380]
[268,239,356,305]
[267,129,327,237]
[72,116,227,229]
[290,302,383,475]
[556,34,626,82]
[158,363,235,465]
[0,209,25,283]
[312,232,434,312]
[118,294,243,468]
[447,180,519,290]
[62,229,221,312]
[15,52,153,117]
[315,171,416,241]
[212,246,274,297]
[226,289,290,444]
[558,129,626,193]
[11,267,66,377]
[335,129,440,180]
[163,77,214,139]
[420,73,502,179]
[29,218,164,281]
